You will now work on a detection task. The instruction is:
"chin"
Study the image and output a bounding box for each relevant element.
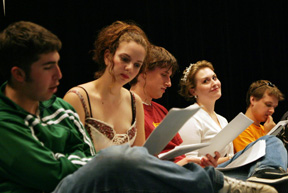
[40,95,53,101]
[153,95,162,100]
[216,92,222,98]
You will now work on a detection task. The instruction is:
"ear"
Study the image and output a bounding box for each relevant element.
[250,96,255,106]
[189,88,196,96]
[11,66,26,82]
[104,49,112,66]
[142,72,147,79]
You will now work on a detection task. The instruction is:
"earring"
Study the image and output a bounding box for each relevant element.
[194,95,198,99]
[143,72,147,79]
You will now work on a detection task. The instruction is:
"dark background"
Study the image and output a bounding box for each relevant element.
[1,0,288,122]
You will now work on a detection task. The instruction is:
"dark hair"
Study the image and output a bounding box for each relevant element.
[92,21,149,79]
[0,21,62,82]
[178,60,214,102]
[246,80,284,109]
[130,45,178,86]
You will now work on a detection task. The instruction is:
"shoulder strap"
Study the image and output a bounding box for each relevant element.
[67,87,92,118]
[77,86,93,117]
[130,91,136,125]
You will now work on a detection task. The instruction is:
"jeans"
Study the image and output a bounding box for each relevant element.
[53,144,224,193]
[218,135,288,181]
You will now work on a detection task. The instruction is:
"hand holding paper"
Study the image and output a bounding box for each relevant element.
[267,120,288,135]
[158,142,210,160]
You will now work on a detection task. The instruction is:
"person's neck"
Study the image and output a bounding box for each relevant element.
[130,84,152,105]
[197,100,222,127]
[245,108,260,126]
[93,79,124,106]
[95,76,122,96]
[4,84,39,115]
[197,100,215,116]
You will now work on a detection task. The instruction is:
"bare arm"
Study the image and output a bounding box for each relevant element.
[176,157,201,166]
[217,156,231,164]
[176,151,221,167]
[132,93,145,146]
[63,88,87,125]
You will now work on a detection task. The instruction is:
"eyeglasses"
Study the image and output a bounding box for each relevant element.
[250,82,275,94]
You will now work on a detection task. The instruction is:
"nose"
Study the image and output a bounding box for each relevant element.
[165,77,172,87]
[53,64,62,80]
[212,79,220,88]
[125,62,133,71]
[269,107,275,115]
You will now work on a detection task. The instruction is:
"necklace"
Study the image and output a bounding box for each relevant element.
[142,101,151,106]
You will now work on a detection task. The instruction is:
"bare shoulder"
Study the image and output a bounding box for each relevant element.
[63,83,89,104]
[62,88,82,108]
[125,89,140,103]
[63,87,82,100]
[130,91,144,113]
[63,82,94,99]
[132,92,143,105]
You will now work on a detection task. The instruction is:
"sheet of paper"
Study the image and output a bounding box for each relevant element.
[159,142,211,160]
[144,106,200,155]
[267,120,288,135]
[3,0,5,16]
[198,112,253,157]
[217,140,266,171]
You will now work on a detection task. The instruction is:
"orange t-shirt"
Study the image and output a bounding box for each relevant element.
[233,123,265,153]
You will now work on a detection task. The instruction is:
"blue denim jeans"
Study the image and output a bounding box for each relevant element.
[218,135,288,181]
[53,144,224,193]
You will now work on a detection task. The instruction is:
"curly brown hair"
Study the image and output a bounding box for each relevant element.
[92,21,150,79]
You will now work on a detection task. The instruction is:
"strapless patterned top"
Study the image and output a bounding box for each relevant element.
[68,87,137,152]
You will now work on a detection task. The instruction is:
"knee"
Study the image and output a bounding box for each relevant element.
[63,145,152,191]
[261,135,287,154]
[95,144,150,171]
[262,135,283,146]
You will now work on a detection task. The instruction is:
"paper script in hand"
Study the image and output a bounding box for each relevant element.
[198,112,253,157]
[144,106,200,155]
[217,140,266,171]
[158,142,210,160]
[267,120,288,135]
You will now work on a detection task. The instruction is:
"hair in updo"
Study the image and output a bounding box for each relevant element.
[92,21,150,79]
[178,60,214,102]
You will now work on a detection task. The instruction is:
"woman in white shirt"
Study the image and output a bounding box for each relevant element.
[178,60,232,165]
[177,60,288,189]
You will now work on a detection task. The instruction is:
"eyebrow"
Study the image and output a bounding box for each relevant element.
[199,76,211,80]
[120,53,143,63]
[200,73,216,79]
[41,61,59,66]
[166,71,172,75]
[162,70,172,76]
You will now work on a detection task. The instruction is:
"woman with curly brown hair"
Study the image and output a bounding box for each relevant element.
[64,21,149,151]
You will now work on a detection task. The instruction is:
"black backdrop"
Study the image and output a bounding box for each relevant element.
[1,0,288,122]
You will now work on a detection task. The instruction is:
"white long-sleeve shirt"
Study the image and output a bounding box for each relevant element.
[179,103,234,159]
